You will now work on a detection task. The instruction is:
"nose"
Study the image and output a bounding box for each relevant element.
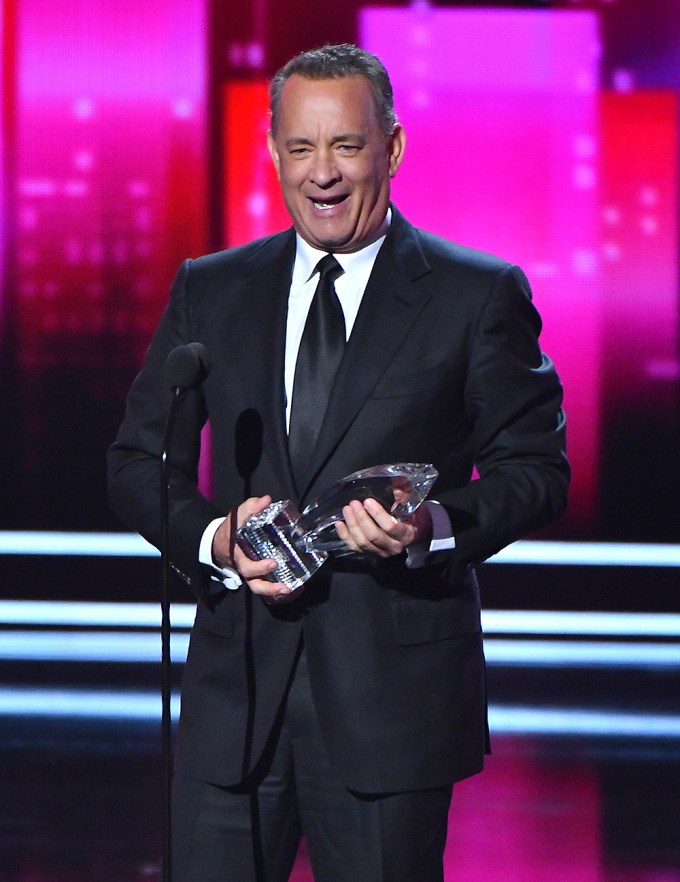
[309,148,341,188]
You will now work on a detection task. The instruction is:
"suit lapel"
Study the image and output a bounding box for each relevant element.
[301,210,432,495]
[238,213,432,502]
[227,230,297,499]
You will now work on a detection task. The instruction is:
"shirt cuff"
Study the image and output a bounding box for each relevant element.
[199,517,242,591]
[405,500,455,569]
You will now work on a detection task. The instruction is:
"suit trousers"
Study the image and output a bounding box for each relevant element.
[171,644,453,882]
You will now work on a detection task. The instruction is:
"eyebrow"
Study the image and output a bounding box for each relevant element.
[330,133,366,145]
[284,137,313,149]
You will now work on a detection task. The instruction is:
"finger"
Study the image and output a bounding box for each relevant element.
[262,585,303,606]
[364,499,418,545]
[233,544,279,582]
[240,565,291,599]
[334,518,360,553]
[233,544,299,602]
[245,567,303,605]
[342,501,403,557]
[249,578,293,601]
[363,498,404,534]
[341,501,377,550]
[362,505,414,552]
[237,494,272,527]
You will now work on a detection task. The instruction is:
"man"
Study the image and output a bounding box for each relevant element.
[109,43,569,882]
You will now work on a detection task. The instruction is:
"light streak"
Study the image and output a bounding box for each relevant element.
[1,532,679,566]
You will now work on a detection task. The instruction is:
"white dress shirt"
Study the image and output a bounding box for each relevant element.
[284,230,387,427]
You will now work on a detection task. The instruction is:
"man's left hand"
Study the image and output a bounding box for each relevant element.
[334,498,433,558]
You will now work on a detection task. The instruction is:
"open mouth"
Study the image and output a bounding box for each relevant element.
[310,195,348,211]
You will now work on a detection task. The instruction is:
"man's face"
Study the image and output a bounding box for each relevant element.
[267,74,405,253]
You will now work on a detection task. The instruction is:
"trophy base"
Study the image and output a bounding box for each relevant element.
[235,499,328,591]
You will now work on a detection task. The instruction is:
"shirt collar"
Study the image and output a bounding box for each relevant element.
[294,208,392,282]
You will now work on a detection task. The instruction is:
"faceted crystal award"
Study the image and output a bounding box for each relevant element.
[234,499,328,591]
[235,463,438,591]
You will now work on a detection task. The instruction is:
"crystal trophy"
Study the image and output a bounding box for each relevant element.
[235,463,438,590]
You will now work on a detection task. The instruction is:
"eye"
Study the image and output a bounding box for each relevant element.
[336,143,360,155]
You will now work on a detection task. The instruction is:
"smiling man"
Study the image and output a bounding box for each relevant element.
[109,44,569,882]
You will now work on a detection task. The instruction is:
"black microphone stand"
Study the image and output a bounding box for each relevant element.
[158,341,211,882]
[160,385,183,882]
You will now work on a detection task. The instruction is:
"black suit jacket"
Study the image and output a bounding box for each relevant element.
[108,206,569,793]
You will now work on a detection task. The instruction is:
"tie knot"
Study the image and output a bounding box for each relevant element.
[315,254,343,285]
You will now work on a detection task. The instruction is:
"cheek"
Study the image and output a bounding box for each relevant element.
[277,160,300,185]
[283,171,308,194]
[356,164,386,193]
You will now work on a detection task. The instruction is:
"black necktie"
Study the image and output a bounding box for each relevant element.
[289,254,345,490]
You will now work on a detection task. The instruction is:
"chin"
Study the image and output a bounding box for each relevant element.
[301,215,357,249]
[307,231,354,251]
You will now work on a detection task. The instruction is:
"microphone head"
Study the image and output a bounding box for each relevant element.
[164,342,211,390]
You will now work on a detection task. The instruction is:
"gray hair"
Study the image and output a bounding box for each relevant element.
[269,43,398,138]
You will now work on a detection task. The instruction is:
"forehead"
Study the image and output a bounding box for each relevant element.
[276,74,380,134]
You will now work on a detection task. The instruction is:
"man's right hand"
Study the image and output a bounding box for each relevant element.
[212,495,295,602]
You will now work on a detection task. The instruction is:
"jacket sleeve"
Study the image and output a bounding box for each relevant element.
[107,259,225,600]
[437,264,569,567]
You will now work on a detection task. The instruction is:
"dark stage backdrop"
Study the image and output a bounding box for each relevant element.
[1,0,678,546]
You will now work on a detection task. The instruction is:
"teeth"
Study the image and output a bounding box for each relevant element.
[313,201,336,210]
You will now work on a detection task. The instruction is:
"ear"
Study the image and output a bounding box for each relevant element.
[387,125,406,178]
[267,130,282,181]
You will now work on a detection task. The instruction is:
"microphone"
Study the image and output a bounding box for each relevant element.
[164,341,211,391]
[159,341,211,882]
